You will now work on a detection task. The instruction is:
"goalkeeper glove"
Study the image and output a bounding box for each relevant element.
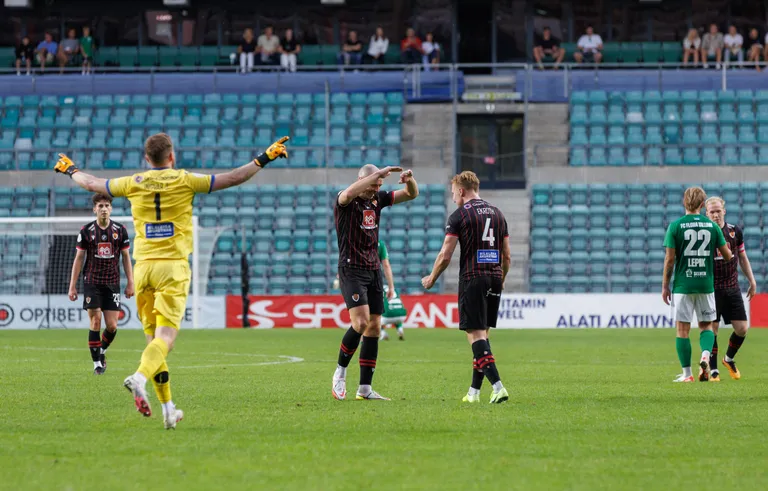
[54,153,80,178]
[255,136,290,168]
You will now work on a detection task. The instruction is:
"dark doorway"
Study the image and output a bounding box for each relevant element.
[457,0,493,72]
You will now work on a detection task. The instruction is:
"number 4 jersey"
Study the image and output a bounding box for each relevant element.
[445,198,509,280]
[663,214,726,294]
[106,169,213,261]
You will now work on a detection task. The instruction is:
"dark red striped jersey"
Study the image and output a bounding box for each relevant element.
[446,198,509,280]
[76,220,130,285]
[335,190,394,270]
[714,222,744,290]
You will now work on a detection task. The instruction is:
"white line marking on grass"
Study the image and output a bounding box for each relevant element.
[0,346,304,369]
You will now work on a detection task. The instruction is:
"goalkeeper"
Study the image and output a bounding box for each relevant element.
[379,240,406,341]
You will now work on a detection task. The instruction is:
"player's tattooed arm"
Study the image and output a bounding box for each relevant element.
[422,235,458,290]
[738,250,758,299]
[393,170,419,204]
[661,247,675,305]
[338,165,403,206]
[501,236,512,288]
[68,249,86,302]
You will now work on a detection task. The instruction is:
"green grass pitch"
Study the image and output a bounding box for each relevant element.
[1,328,768,490]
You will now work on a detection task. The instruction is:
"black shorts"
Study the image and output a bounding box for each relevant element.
[83,284,121,311]
[715,288,747,325]
[338,267,384,316]
[458,276,503,331]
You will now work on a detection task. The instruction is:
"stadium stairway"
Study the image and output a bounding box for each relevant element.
[525,104,569,167]
[402,104,454,169]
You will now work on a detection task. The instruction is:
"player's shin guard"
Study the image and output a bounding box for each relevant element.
[472,340,501,385]
[137,337,169,381]
[710,337,719,371]
[337,327,362,368]
[726,332,746,359]
[359,336,379,386]
[88,330,101,362]
[101,328,117,352]
[471,359,484,390]
[152,362,172,404]
[675,337,692,368]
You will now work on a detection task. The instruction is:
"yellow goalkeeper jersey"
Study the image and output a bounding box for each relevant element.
[107,168,213,261]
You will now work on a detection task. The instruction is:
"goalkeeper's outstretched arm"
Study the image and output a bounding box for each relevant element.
[211,137,290,192]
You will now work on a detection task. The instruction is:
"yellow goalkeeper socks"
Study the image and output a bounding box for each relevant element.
[137,337,169,381]
[152,361,172,403]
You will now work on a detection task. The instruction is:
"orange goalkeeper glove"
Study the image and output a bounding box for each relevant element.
[54,153,80,178]
[255,136,290,167]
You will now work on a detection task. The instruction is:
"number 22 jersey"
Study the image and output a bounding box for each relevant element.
[663,214,726,294]
[106,168,213,261]
[445,198,509,280]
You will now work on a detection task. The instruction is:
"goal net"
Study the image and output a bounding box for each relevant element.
[0,216,225,329]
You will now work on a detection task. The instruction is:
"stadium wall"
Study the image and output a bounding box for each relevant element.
[3,293,766,329]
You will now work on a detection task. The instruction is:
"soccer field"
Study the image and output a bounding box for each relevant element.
[1,328,768,491]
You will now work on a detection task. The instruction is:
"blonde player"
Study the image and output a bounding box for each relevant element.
[55,133,289,429]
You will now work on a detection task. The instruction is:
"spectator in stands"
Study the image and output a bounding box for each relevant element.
[80,26,95,75]
[238,28,257,73]
[682,28,701,67]
[338,30,363,66]
[279,29,300,72]
[747,28,763,71]
[533,26,564,70]
[35,32,58,73]
[401,28,423,64]
[57,28,80,74]
[573,25,603,64]
[367,26,389,64]
[15,36,33,76]
[258,26,280,65]
[724,25,744,65]
[701,23,724,68]
[421,32,441,70]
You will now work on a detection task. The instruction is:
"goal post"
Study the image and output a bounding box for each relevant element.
[0,215,224,329]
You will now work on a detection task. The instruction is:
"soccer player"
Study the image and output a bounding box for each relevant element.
[704,196,757,381]
[55,133,289,428]
[662,187,732,383]
[421,171,511,404]
[68,193,134,375]
[378,240,406,341]
[331,164,418,401]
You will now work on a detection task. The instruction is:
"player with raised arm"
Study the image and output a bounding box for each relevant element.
[704,197,757,381]
[331,164,418,401]
[68,193,134,375]
[378,240,406,341]
[55,133,289,428]
[421,171,511,404]
[662,187,732,383]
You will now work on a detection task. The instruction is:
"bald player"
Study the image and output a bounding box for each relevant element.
[55,133,289,429]
[331,164,418,401]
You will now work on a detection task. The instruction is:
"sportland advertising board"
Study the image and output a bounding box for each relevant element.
[225,293,758,329]
[0,295,225,329]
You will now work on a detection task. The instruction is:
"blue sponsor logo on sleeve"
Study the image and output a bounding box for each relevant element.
[477,249,499,263]
[146,223,175,239]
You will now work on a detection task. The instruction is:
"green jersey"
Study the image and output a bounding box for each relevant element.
[663,214,726,294]
[378,240,388,261]
[80,36,94,57]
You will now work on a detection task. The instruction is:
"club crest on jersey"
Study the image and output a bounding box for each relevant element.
[352,293,360,302]
[372,199,378,207]
[362,210,376,229]
[96,242,114,258]
[134,175,144,183]
[113,232,118,240]
[730,231,735,238]
[101,235,106,240]
[86,297,91,304]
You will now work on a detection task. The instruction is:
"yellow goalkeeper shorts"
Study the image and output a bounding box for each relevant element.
[134,259,191,335]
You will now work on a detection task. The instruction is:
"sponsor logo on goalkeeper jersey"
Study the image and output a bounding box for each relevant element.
[146,222,174,238]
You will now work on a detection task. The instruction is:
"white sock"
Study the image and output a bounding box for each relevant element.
[492,381,504,393]
[334,365,346,379]
[701,350,711,362]
[358,384,372,396]
[683,367,693,378]
[93,361,103,369]
[397,327,404,334]
[161,401,175,417]
[468,387,480,396]
[133,372,148,387]
[725,355,734,363]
